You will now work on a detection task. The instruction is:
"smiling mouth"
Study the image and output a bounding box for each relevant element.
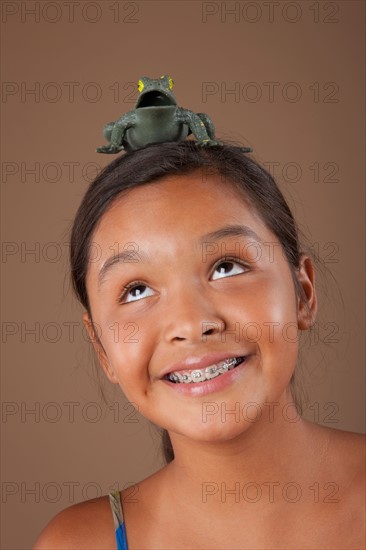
[163,357,246,384]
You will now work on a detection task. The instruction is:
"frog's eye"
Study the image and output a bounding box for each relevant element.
[138,80,144,92]
[168,76,174,90]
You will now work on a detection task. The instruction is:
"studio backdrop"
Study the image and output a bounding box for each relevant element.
[1,1,365,549]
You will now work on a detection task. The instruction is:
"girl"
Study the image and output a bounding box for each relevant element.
[34,140,365,549]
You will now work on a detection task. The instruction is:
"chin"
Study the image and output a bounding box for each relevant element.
[171,415,258,444]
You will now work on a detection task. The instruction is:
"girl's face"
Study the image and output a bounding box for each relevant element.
[84,171,316,441]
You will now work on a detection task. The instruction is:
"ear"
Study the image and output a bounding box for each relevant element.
[295,254,318,330]
[82,312,119,384]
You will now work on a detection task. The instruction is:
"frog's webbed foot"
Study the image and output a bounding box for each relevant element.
[195,139,223,147]
[96,144,124,154]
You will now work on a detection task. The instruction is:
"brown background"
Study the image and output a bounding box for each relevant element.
[1,1,365,549]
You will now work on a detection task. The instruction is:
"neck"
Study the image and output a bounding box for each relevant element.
[163,389,330,513]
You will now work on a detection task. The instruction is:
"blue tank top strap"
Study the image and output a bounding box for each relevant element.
[108,490,129,550]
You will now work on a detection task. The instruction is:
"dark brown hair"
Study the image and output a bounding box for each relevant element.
[70,140,310,464]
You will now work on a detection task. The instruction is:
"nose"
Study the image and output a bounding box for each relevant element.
[161,285,226,344]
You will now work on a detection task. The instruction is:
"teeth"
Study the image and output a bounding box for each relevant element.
[166,357,244,384]
[191,370,206,383]
[205,366,220,380]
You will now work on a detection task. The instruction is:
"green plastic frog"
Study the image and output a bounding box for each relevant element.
[96,75,224,154]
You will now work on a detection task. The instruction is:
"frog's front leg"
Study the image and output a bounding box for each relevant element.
[176,108,223,147]
[96,112,137,154]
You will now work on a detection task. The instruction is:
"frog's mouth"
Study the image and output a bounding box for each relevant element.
[137,91,176,108]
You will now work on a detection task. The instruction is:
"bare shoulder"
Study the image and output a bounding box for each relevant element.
[306,419,365,454]
[303,420,365,485]
[33,494,116,550]
[332,427,365,484]
[317,424,365,494]
[327,426,365,463]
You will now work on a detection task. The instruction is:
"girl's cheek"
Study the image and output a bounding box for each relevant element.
[106,321,156,374]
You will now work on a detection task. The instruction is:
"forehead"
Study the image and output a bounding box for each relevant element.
[87,172,272,278]
[95,171,261,237]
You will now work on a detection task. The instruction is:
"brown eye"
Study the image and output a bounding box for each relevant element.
[211,260,247,281]
[119,283,154,304]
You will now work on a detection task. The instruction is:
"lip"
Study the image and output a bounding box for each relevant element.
[161,355,250,397]
[160,351,249,379]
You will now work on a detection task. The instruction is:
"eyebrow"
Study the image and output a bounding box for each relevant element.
[201,224,262,244]
[97,224,262,289]
[98,248,146,289]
